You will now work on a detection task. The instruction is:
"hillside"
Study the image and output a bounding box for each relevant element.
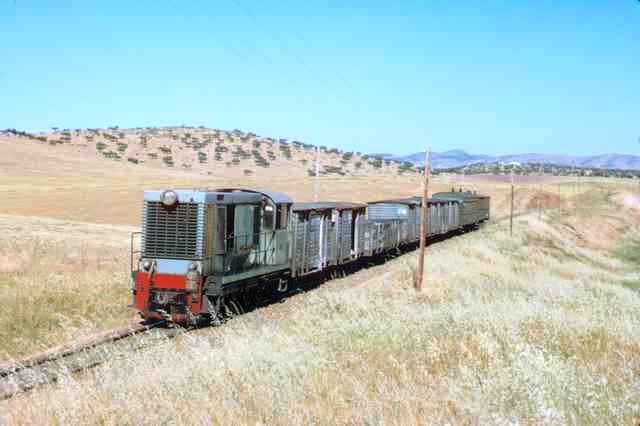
[1,127,418,178]
[388,149,640,170]
[440,161,640,179]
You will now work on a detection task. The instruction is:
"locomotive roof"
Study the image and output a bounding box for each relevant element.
[143,188,293,204]
[214,188,293,204]
[292,202,366,211]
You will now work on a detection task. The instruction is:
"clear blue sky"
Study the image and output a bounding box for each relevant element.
[1,1,638,156]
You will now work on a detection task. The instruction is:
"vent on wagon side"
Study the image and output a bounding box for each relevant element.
[142,201,204,259]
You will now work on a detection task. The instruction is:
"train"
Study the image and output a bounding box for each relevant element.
[131,187,490,325]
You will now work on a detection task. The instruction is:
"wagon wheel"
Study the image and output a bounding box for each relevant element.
[227,299,244,317]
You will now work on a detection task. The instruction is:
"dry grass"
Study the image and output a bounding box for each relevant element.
[0,216,137,360]
[1,182,639,425]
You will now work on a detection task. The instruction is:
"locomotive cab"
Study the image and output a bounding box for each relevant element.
[131,188,292,325]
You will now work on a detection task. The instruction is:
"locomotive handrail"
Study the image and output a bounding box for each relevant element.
[130,231,142,273]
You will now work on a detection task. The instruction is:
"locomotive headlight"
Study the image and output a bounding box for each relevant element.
[142,259,152,271]
[186,265,199,291]
[160,190,178,206]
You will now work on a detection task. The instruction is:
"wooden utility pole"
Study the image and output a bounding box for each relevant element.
[510,170,515,237]
[314,146,320,202]
[416,147,431,291]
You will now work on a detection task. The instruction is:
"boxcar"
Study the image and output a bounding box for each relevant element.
[367,197,460,243]
[290,202,366,277]
[432,190,490,228]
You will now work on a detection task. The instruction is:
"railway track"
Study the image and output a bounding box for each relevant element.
[0,321,183,400]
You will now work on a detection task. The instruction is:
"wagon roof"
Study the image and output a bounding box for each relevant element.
[369,197,452,206]
[292,201,366,211]
[432,191,489,200]
[215,188,293,204]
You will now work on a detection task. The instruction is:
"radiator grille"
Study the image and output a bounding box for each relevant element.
[142,202,202,258]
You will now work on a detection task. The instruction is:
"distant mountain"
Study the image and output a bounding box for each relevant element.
[388,150,640,171]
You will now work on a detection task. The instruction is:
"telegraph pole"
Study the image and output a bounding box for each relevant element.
[510,170,515,237]
[538,163,543,219]
[416,147,431,291]
[314,146,320,202]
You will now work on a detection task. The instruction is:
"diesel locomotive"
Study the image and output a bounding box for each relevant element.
[131,187,490,325]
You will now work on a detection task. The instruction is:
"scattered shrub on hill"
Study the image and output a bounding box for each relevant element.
[398,161,415,174]
[233,146,251,160]
[252,150,270,168]
[354,161,363,169]
[159,146,171,154]
[300,159,308,165]
[116,142,128,153]
[279,144,292,160]
[243,169,253,176]
[102,133,117,142]
[215,144,228,153]
[96,142,107,151]
[342,152,353,161]
[162,156,174,167]
[48,139,64,146]
[198,152,208,164]
[192,139,209,151]
[147,153,158,159]
[102,150,121,160]
[127,157,139,164]
[322,165,346,176]
[370,158,383,169]
[215,152,223,161]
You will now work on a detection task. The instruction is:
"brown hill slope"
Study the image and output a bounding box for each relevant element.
[1,127,417,178]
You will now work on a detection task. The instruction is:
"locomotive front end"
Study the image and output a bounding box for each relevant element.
[131,187,294,326]
[132,189,208,324]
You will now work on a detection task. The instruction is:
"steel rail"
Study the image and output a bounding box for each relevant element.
[0,320,182,400]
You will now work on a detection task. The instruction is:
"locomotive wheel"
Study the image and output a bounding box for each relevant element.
[207,296,225,326]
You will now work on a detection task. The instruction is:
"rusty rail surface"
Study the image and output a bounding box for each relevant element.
[0,321,182,400]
